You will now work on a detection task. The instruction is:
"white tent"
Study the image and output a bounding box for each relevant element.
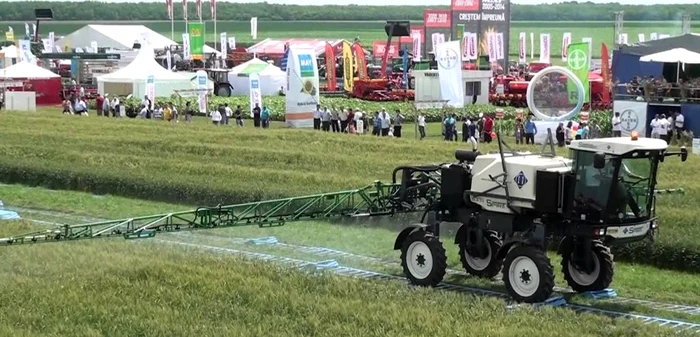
[0,61,60,79]
[96,45,193,97]
[0,45,19,68]
[228,58,286,96]
[57,24,221,56]
[639,48,700,64]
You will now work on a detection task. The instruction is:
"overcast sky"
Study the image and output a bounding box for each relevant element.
[11,0,694,4]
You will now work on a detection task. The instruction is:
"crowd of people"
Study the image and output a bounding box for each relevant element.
[612,110,686,143]
[621,76,700,102]
[311,105,408,137]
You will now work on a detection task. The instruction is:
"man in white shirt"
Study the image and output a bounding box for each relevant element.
[674,111,684,140]
[313,104,322,130]
[611,112,621,137]
[417,113,426,140]
[380,109,391,136]
[658,113,669,143]
[320,108,331,132]
[211,108,222,125]
[649,114,661,139]
[74,99,88,116]
[338,108,348,132]
[224,103,233,125]
[330,106,340,132]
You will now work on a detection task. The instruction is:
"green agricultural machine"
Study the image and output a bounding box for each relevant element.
[0,132,687,303]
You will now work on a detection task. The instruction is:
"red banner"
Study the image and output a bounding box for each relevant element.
[399,26,424,43]
[451,0,479,11]
[353,43,368,80]
[424,9,451,28]
[325,42,337,91]
[372,41,400,58]
[601,43,611,104]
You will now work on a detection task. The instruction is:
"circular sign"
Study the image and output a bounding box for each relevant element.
[567,49,588,70]
[526,66,585,122]
[437,47,459,69]
[620,109,639,131]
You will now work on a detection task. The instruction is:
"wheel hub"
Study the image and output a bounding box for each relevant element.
[508,256,540,298]
[416,253,426,267]
[520,269,532,284]
[406,241,433,280]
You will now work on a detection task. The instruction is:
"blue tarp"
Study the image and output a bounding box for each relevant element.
[0,201,20,220]
[681,104,700,137]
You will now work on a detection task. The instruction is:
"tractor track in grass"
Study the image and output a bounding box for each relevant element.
[7,206,700,325]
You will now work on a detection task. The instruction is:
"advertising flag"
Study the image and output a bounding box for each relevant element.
[436,40,464,108]
[518,32,526,63]
[539,33,550,63]
[325,42,337,91]
[182,33,191,60]
[638,33,645,42]
[220,32,227,56]
[566,42,590,104]
[285,47,319,128]
[342,41,354,92]
[188,22,204,60]
[250,17,258,40]
[353,43,368,80]
[601,43,611,104]
[249,73,262,118]
[412,32,422,61]
[561,32,571,61]
[530,32,534,59]
[496,33,504,60]
[582,37,593,68]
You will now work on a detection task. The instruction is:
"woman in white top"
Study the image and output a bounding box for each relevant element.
[211,109,222,125]
[355,110,364,135]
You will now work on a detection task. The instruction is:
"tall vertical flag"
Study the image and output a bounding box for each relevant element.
[600,43,611,104]
[249,73,262,117]
[530,32,534,60]
[211,0,217,51]
[166,0,174,39]
[496,33,504,60]
[220,32,227,57]
[196,0,202,21]
[188,22,204,60]
[182,0,188,33]
[566,42,590,104]
[518,32,526,63]
[581,37,593,68]
[402,46,409,89]
[324,42,337,91]
[342,41,354,92]
[436,40,464,108]
[638,33,645,43]
[412,31,422,61]
[285,47,319,128]
[539,33,550,63]
[250,17,258,40]
[561,32,571,62]
[353,43,367,80]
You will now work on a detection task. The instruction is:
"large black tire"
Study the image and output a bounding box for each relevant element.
[502,245,555,303]
[400,230,447,287]
[215,84,232,97]
[561,239,614,293]
[458,230,503,279]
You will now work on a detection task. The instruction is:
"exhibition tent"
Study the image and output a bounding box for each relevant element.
[639,48,700,64]
[57,24,221,56]
[96,45,193,97]
[0,61,62,105]
[228,58,286,96]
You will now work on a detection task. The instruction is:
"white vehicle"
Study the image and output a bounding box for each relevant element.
[392,131,688,303]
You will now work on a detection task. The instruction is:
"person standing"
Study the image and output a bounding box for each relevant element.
[514,118,525,144]
[443,114,455,141]
[184,101,193,122]
[555,123,566,147]
[373,112,381,136]
[313,104,322,130]
[380,109,391,136]
[354,110,364,135]
[347,108,355,133]
[330,106,340,132]
[674,111,685,140]
[524,115,537,144]
[95,94,104,117]
[217,104,226,125]
[101,94,110,117]
[252,103,261,127]
[467,117,478,150]
[339,108,348,132]
[320,107,331,132]
[658,113,670,143]
[482,114,494,143]
[417,112,426,140]
[223,103,233,125]
[261,105,271,128]
[393,110,404,138]
[650,114,661,139]
[235,105,244,127]
[611,112,622,137]
[211,107,222,125]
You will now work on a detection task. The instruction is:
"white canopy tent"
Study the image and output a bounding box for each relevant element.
[0,61,60,79]
[96,45,193,97]
[0,45,19,68]
[640,48,700,82]
[228,58,286,96]
[57,24,221,56]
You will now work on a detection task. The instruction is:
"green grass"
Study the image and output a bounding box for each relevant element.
[4,183,700,327]
[7,20,690,59]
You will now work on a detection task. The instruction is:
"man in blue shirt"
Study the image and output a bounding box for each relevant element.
[443,114,456,141]
[524,115,537,145]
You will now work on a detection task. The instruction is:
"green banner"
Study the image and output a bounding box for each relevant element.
[188,22,205,61]
[566,42,590,104]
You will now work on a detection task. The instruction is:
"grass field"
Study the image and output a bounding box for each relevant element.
[2,20,690,59]
[1,108,699,335]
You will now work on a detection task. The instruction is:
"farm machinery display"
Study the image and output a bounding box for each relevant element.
[0,131,686,303]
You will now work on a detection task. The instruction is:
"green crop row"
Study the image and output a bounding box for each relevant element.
[112,96,614,134]
[0,111,696,273]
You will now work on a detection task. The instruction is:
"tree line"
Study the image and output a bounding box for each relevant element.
[0,1,697,22]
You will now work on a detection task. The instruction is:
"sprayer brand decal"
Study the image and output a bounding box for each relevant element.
[514,171,528,189]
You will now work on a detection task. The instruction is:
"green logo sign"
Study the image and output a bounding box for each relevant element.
[567,49,588,70]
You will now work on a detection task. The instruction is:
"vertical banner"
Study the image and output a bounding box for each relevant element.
[451,0,511,70]
[145,75,156,110]
[166,49,172,70]
[461,34,469,59]
[436,40,464,108]
[539,33,550,63]
[424,9,451,57]
[342,41,354,92]
[48,31,55,51]
[487,33,497,63]
[496,32,504,60]
[285,47,319,128]
[188,22,204,60]
[182,0,188,20]
[249,73,262,117]
[561,32,571,62]
[182,33,191,60]
[530,32,534,59]
[650,32,658,40]
[581,37,593,68]
[613,100,648,137]
[353,43,368,80]
[41,39,51,53]
[195,0,202,20]
[220,32,227,56]
[566,42,590,104]
[402,46,409,89]
[518,32,526,63]
[638,33,645,42]
[412,32,423,61]
[325,42,337,91]
[456,24,465,56]
[195,70,208,114]
[18,39,32,63]
[466,32,478,60]
[601,43,611,105]
[228,36,236,49]
[91,41,98,53]
[618,33,628,45]
[6,27,14,42]
[250,17,258,40]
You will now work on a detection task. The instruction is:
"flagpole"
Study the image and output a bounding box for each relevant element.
[171,17,174,40]
[213,16,217,54]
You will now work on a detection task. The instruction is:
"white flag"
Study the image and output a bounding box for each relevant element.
[539,33,550,63]
[220,32,227,57]
[228,37,236,50]
[582,37,593,68]
[91,41,98,53]
[488,33,497,63]
[166,49,172,70]
[650,32,658,40]
[618,33,628,45]
[467,33,477,60]
[496,33,504,60]
[412,32,422,61]
[530,32,534,59]
[250,17,258,40]
[518,32,526,63]
[182,33,191,60]
[48,32,55,51]
[436,40,464,108]
[431,32,440,53]
[561,32,571,61]
[249,73,262,117]
[638,33,645,42]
